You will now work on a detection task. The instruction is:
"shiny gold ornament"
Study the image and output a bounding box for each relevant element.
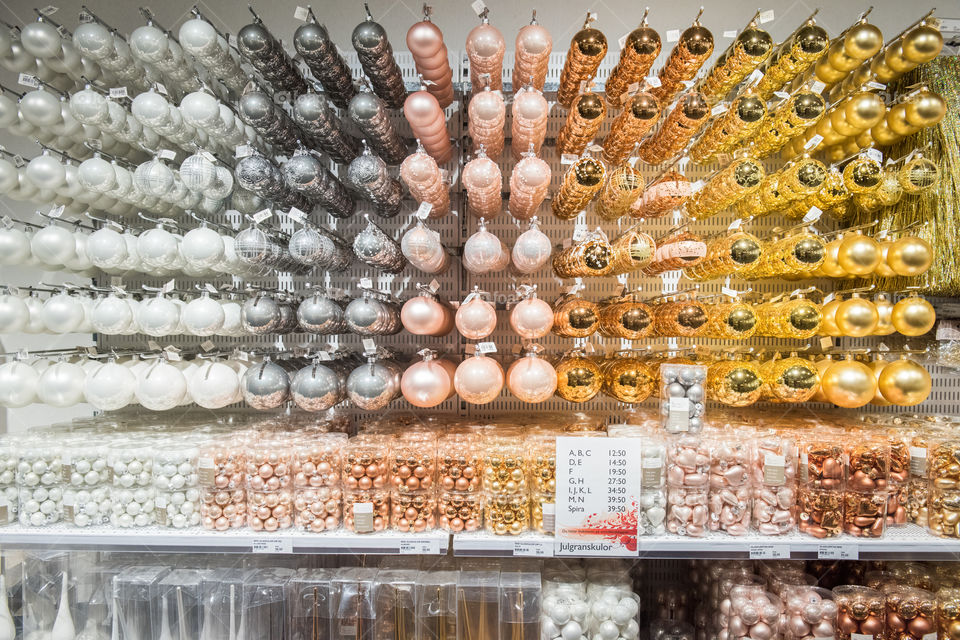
[821,357,876,408]
[556,92,606,155]
[685,230,762,280]
[755,22,829,100]
[878,357,931,406]
[887,235,933,276]
[602,92,660,165]
[842,155,883,194]
[901,23,943,64]
[605,22,661,107]
[652,22,714,104]
[871,117,901,146]
[551,156,605,219]
[637,92,710,165]
[609,226,655,275]
[708,358,763,406]
[553,230,614,279]
[904,90,946,128]
[706,300,758,340]
[810,356,835,402]
[602,355,655,403]
[846,91,887,130]
[899,156,940,194]
[835,295,879,336]
[598,296,653,339]
[818,238,848,278]
[820,297,842,336]
[762,355,820,403]
[869,359,891,406]
[689,94,767,162]
[652,298,709,337]
[699,26,772,103]
[887,104,921,137]
[891,295,936,336]
[484,493,530,535]
[686,156,765,220]
[874,294,895,335]
[874,239,898,276]
[595,164,644,220]
[552,293,599,338]
[753,91,826,158]
[555,351,602,403]
[837,232,881,275]
[738,157,826,218]
[757,297,821,339]
[557,19,608,108]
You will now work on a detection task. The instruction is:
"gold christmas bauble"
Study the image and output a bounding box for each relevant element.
[627,26,660,55]
[899,157,940,194]
[871,118,901,146]
[577,93,605,120]
[555,354,602,403]
[815,57,848,83]
[574,158,605,186]
[845,92,886,130]
[574,28,607,56]
[904,91,946,128]
[892,296,935,336]
[831,107,861,137]
[708,360,763,407]
[631,93,660,120]
[876,171,904,206]
[845,22,884,58]
[842,140,861,157]
[901,25,943,63]
[887,104,921,137]
[767,357,820,403]
[811,357,834,402]
[820,238,848,278]
[842,158,882,193]
[825,146,846,163]
[870,55,896,82]
[835,297,879,337]
[821,359,876,408]
[820,298,842,337]
[787,301,822,338]
[827,40,860,72]
[884,42,914,74]
[874,295,895,335]
[682,25,714,56]
[603,358,654,403]
[887,236,932,276]
[837,233,881,275]
[878,358,931,406]
[875,240,897,278]
[856,130,874,149]
[554,297,599,338]
[869,360,891,406]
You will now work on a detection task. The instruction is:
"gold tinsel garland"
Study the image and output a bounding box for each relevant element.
[851,56,960,295]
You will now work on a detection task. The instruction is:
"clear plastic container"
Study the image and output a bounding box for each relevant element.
[391,434,438,494]
[342,437,391,491]
[18,439,63,526]
[456,570,499,640]
[62,441,111,528]
[240,568,296,640]
[246,439,294,493]
[882,585,937,640]
[846,437,890,491]
[707,485,751,536]
[293,433,346,488]
[639,488,667,536]
[751,432,797,488]
[484,492,530,536]
[798,437,844,489]
[798,487,842,538]
[391,490,437,532]
[151,569,202,640]
[666,436,709,488]
[293,486,343,532]
[752,484,797,536]
[373,569,418,640]
[287,569,335,640]
[335,568,377,640]
[499,572,541,640]
[726,587,781,640]
[438,434,482,493]
[659,363,707,434]
[843,489,887,538]
[833,585,885,640]
[114,566,173,640]
[343,489,390,533]
[247,487,293,531]
[640,436,667,491]
[153,442,201,529]
[201,487,247,530]
[199,568,246,640]
[531,492,555,534]
[415,570,458,640]
[528,434,557,495]
[0,440,18,525]
[483,435,528,496]
[666,486,709,537]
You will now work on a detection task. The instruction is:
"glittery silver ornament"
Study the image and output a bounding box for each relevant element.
[241,359,290,410]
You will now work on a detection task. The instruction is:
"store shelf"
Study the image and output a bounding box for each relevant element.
[0,525,448,555]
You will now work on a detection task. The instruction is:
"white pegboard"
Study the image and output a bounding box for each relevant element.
[100,49,947,419]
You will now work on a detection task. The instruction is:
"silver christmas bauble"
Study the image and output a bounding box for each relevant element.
[241,360,290,410]
[241,295,281,334]
[346,361,396,410]
[297,294,345,333]
[291,363,342,412]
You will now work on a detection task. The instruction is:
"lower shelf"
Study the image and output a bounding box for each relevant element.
[0,524,956,559]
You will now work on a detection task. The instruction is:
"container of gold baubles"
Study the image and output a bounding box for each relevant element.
[604,12,661,108]
[755,17,829,100]
[652,11,714,104]
[698,18,773,103]
[551,156,605,219]
[556,13,607,108]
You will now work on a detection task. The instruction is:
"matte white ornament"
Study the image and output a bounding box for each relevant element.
[0,361,39,408]
[50,570,76,640]
[83,361,136,411]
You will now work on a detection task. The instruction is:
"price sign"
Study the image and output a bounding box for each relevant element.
[252,538,293,553]
[749,544,790,559]
[399,538,441,554]
[817,543,858,560]
[555,437,642,556]
[514,539,554,557]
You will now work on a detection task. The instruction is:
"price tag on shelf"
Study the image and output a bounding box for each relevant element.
[556,437,643,556]
[817,543,858,560]
[909,446,929,476]
[109,87,128,99]
[399,538,441,554]
[865,81,887,90]
[758,9,775,23]
[288,207,306,223]
[252,538,293,554]
[514,539,554,557]
[666,29,681,42]
[749,544,789,560]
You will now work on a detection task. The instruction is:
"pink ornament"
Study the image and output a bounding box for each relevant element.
[513,22,552,90]
[510,88,548,160]
[509,296,552,338]
[506,353,557,403]
[463,221,509,274]
[455,293,497,339]
[468,89,505,158]
[454,353,504,404]
[511,219,552,273]
[465,21,505,90]
[508,153,550,219]
[404,90,451,163]
[400,294,453,336]
[401,222,449,274]
[406,20,454,107]
[462,151,502,219]
[401,355,456,407]
[400,149,450,217]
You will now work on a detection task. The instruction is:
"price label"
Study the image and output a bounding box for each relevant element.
[865,148,883,163]
[728,218,743,231]
[763,454,786,486]
[477,342,497,354]
[811,80,826,94]
[252,538,293,554]
[362,338,376,353]
[353,502,374,533]
[399,538,441,554]
[288,206,306,223]
[48,205,64,218]
[158,149,177,160]
[820,337,834,350]
[758,9,775,23]
[666,29,681,42]
[162,279,176,293]
[774,91,790,99]
[747,69,764,86]
[690,180,705,193]
[865,81,886,90]
[39,5,58,15]
[514,539,554,557]
[555,437,643,556]
[560,154,578,165]
[235,144,253,158]
[17,73,39,88]
[909,446,928,477]
[645,76,662,88]
[804,134,824,150]
[200,340,216,352]
[471,0,486,15]
[711,104,728,116]
[722,286,739,298]
[817,543,858,560]
[667,397,690,431]
[416,202,433,219]
[253,209,272,223]
[294,5,309,20]
[359,277,373,289]
[723,30,737,38]
[803,206,822,223]
[749,544,790,559]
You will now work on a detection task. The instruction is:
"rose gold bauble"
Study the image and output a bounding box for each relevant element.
[455,296,497,339]
[878,358,931,406]
[821,359,876,408]
[401,295,453,336]
[400,357,455,408]
[454,355,504,404]
[509,297,553,339]
[507,354,557,403]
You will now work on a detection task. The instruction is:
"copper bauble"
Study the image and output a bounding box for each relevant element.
[821,359,876,408]
[573,28,606,56]
[878,358,931,406]
[837,233,881,275]
[555,354,601,403]
[869,359,891,406]
[681,25,714,56]
[901,25,943,63]
[820,298,842,337]
[887,236,932,276]
[553,297,598,337]
[836,297,879,337]
[577,93,605,120]
[630,93,660,120]
[575,158,604,186]
[891,297,935,336]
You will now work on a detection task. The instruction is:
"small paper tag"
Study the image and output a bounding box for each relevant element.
[851,634,876,640]
[865,81,886,90]
[359,277,373,289]
[253,209,272,223]
[626,82,640,96]
[823,292,835,304]
[200,340,216,352]
[235,144,253,158]
[747,69,764,86]
[514,539,553,557]
[158,149,177,160]
[155,82,168,95]
[252,538,293,553]
[17,73,39,88]
[691,180,705,193]
[560,154,577,165]
[645,75,662,88]
[803,206,822,223]
[817,543,858,560]
[749,544,789,559]
[399,538,441,554]
[471,0,486,15]
[198,457,216,486]
[362,338,376,353]
[804,134,824,150]
[618,34,628,49]
[722,286,739,298]
[477,342,497,354]
[416,202,433,219]
[287,207,307,224]
[667,397,690,431]
[758,9,775,23]
[728,218,743,231]
[293,5,309,20]
[774,91,790,99]
[711,104,728,116]
[865,148,883,163]
[723,30,737,38]
[48,204,64,219]
[162,279,176,293]
[666,29,680,42]
[353,502,374,532]
[909,446,928,477]
[39,5,58,15]
[763,454,786,486]
[820,336,833,350]
[109,87,128,99]
[811,80,826,94]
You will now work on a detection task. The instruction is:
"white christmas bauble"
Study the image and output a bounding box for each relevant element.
[0,158,19,193]
[91,294,133,334]
[179,153,217,191]
[131,91,171,128]
[0,293,28,332]
[0,226,31,265]
[37,360,86,407]
[181,226,224,267]
[25,153,65,190]
[129,25,169,63]
[512,225,552,273]
[73,21,114,59]
[182,297,225,336]
[19,89,62,126]
[77,156,117,192]
[180,91,220,127]
[220,301,242,336]
[0,94,19,128]
[190,360,241,408]
[41,293,83,333]
[20,20,62,58]
[137,226,179,269]
[84,361,136,410]
[178,18,218,56]
[69,86,109,124]
[22,295,44,333]
[64,232,93,272]
[0,360,39,407]
[30,225,76,266]
[86,227,128,270]
[136,297,180,337]
[136,361,187,410]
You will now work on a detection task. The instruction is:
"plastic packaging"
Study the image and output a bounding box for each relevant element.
[659,364,706,434]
